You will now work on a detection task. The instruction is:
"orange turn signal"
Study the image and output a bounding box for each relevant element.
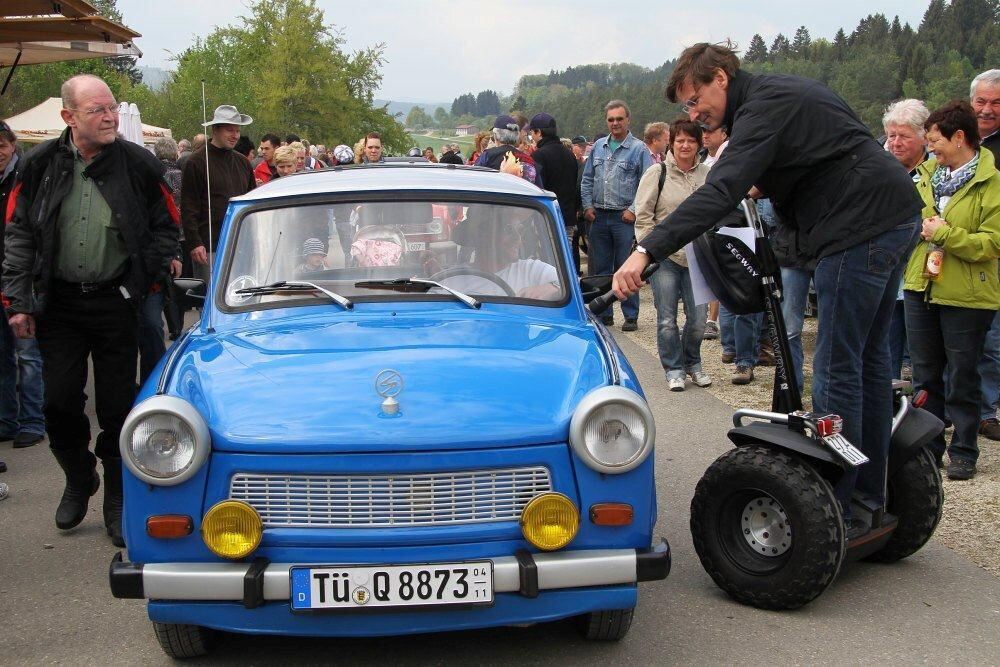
[146,515,194,539]
[589,503,634,526]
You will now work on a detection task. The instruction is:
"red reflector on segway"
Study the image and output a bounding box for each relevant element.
[912,390,928,408]
[815,415,843,437]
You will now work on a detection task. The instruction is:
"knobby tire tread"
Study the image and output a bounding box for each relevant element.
[867,447,943,563]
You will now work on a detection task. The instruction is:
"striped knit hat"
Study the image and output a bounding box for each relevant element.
[301,238,327,257]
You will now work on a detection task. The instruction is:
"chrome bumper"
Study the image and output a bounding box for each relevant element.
[110,539,670,606]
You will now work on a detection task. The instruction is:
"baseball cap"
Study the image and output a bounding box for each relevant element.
[301,238,327,257]
[528,113,557,131]
[332,144,354,164]
[493,115,520,131]
[571,135,587,146]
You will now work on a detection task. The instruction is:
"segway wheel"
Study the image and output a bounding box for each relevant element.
[866,446,943,563]
[690,446,846,610]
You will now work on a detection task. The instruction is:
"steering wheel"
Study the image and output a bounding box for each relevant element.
[428,266,516,297]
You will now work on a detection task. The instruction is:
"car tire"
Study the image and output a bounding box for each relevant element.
[153,622,216,659]
[690,445,846,610]
[866,446,943,563]
[577,608,634,640]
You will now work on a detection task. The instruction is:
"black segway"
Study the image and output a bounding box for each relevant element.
[684,200,945,610]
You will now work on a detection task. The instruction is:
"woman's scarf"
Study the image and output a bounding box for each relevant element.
[931,153,979,209]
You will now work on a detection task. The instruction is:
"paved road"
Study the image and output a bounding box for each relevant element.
[1,333,998,665]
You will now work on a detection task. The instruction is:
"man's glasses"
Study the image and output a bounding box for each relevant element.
[681,96,700,114]
[606,116,625,123]
[65,104,120,116]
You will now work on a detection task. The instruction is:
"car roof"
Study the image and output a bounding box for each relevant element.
[232,163,555,202]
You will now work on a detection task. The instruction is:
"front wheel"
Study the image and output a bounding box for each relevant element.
[153,622,216,659]
[576,608,634,640]
[690,446,846,610]
[866,446,943,563]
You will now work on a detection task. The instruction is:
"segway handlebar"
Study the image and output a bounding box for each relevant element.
[588,262,659,315]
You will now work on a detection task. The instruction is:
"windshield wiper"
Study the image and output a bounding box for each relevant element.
[354,277,481,309]
[235,281,354,310]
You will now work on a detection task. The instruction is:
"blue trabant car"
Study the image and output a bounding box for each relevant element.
[109,163,670,658]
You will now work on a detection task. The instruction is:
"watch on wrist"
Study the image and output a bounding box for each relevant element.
[635,244,651,258]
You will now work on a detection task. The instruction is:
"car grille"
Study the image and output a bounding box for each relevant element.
[229,466,553,528]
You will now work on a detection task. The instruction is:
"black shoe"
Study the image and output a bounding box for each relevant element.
[845,517,869,541]
[52,449,100,530]
[979,418,1000,441]
[102,458,125,547]
[946,459,976,481]
[600,315,614,326]
[13,432,44,449]
[621,318,638,332]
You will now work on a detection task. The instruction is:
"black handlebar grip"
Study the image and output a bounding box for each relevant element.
[588,262,659,315]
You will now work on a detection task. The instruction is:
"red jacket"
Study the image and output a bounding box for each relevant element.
[254,159,276,185]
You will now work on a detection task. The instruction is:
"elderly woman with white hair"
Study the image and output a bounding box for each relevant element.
[882,99,931,379]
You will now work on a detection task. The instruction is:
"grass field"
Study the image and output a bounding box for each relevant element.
[406,132,478,156]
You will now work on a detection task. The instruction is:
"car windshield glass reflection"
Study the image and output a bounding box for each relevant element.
[223,201,566,308]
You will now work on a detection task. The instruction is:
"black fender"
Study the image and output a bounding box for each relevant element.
[888,406,944,476]
[727,422,846,479]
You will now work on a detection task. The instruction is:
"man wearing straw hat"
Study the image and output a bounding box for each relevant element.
[180,104,256,283]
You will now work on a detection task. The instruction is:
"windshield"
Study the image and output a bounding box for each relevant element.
[221,200,567,309]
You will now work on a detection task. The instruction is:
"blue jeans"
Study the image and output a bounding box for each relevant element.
[813,219,919,515]
[0,316,45,437]
[138,289,167,385]
[734,312,763,368]
[590,209,638,320]
[649,259,707,379]
[780,267,812,390]
[719,304,735,355]
[906,293,995,463]
[979,310,999,421]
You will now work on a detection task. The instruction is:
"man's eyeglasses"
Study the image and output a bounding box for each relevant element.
[681,96,700,115]
[606,116,626,123]
[65,104,120,116]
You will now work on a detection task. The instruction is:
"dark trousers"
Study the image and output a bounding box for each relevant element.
[904,292,995,464]
[35,288,138,462]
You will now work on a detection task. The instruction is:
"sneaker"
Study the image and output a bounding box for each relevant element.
[946,458,976,480]
[732,364,754,385]
[600,315,614,326]
[13,432,44,449]
[721,351,736,364]
[0,481,7,501]
[703,320,719,340]
[621,318,638,332]
[756,348,776,367]
[688,370,712,387]
[667,377,685,392]
[978,418,1000,441]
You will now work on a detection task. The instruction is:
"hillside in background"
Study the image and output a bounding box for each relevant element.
[375,99,451,121]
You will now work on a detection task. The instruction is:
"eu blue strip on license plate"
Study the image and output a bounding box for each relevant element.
[290,561,494,610]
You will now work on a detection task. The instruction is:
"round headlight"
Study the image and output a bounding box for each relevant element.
[128,413,197,478]
[120,396,210,486]
[520,493,579,551]
[201,500,263,559]
[569,386,655,474]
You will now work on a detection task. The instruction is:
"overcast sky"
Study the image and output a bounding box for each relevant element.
[114,0,928,102]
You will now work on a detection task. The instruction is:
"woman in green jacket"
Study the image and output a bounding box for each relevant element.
[903,100,1000,481]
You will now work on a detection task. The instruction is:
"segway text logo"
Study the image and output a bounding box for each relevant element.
[725,241,759,278]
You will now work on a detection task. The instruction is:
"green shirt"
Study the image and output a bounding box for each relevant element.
[55,141,129,282]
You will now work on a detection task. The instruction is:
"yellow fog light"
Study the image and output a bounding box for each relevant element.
[520,493,580,551]
[201,500,262,559]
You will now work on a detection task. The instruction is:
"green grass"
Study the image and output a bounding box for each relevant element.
[406,132,478,155]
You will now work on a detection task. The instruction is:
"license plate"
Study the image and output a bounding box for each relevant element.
[822,433,869,466]
[407,241,426,251]
[290,561,493,611]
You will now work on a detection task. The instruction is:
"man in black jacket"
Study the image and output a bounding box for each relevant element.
[613,43,923,534]
[527,113,580,269]
[2,74,180,546]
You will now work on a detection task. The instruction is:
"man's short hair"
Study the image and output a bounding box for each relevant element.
[177,138,191,152]
[191,134,207,152]
[60,73,108,109]
[285,133,301,144]
[0,120,16,144]
[926,100,981,150]
[153,137,178,161]
[260,132,281,147]
[604,100,630,117]
[643,122,669,144]
[492,127,520,145]
[670,118,704,147]
[882,99,930,136]
[273,145,298,165]
[970,69,1000,98]
[666,41,741,103]
[234,135,255,157]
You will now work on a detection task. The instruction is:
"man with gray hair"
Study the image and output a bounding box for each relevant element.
[474,115,541,186]
[971,69,1000,440]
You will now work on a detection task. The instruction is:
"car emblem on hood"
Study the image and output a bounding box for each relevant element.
[376,369,403,415]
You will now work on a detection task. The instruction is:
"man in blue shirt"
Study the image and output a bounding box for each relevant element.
[581,100,654,330]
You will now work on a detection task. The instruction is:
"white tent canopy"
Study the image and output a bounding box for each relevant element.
[3,97,172,145]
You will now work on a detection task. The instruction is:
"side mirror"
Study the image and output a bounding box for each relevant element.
[579,274,612,303]
[172,278,206,308]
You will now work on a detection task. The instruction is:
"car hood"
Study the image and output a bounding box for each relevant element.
[172,313,610,453]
